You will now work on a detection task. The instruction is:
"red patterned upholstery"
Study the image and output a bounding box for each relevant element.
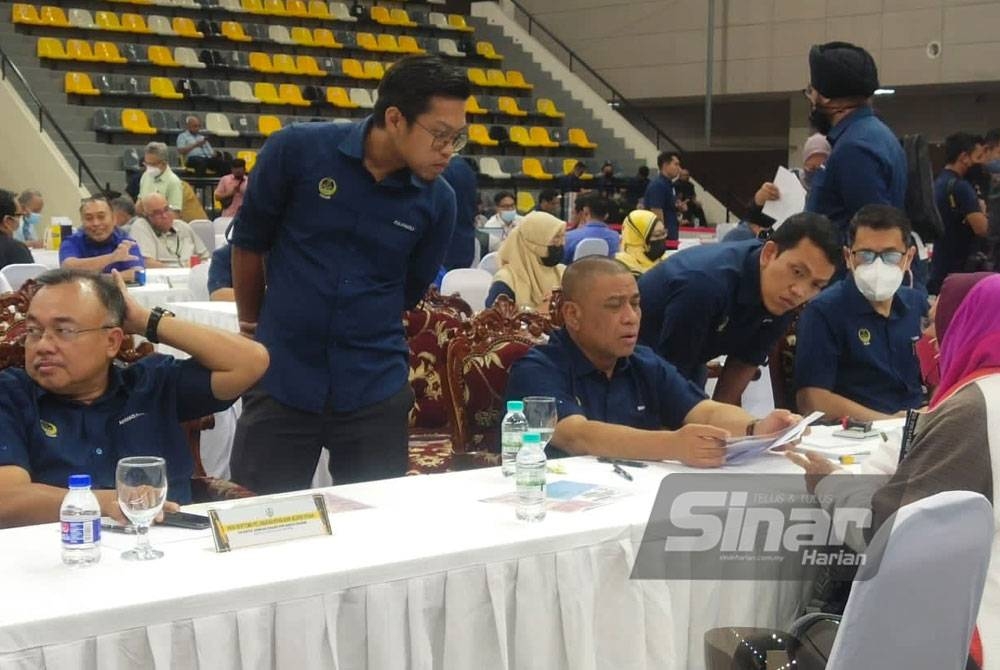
[769,307,804,412]
[405,307,466,431]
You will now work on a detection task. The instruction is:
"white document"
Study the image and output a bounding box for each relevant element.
[762,166,807,227]
[724,410,825,463]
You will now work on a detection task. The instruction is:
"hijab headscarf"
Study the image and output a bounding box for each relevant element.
[494,211,565,310]
[933,273,1000,407]
[615,210,664,275]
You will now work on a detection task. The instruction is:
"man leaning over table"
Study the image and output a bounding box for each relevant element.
[60,196,144,283]
[129,193,210,269]
[0,268,269,528]
[505,257,799,467]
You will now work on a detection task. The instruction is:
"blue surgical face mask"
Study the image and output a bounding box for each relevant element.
[499,210,517,224]
[24,212,41,227]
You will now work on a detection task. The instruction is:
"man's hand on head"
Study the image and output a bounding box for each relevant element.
[111,270,152,335]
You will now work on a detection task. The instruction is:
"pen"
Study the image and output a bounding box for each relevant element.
[598,457,649,468]
[612,462,633,481]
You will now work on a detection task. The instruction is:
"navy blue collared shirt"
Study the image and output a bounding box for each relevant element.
[794,277,926,415]
[230,117,456,413]
[207,244,232,295]
[643,174,678,240]
[638,240,791,380]
[505,329,707,452]
[929,169,981,294]
[806,107,907,243]
[441,156,478,270]
[0,356,233,504]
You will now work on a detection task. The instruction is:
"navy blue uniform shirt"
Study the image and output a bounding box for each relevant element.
[441,157,479,270]
[794,277,926,415]
[806,107,907,243]
[0,356,233,504]
[929,169,981,294]
[207,244,232,295]
[643,174,679,241]
[230,117,457,413]
[638,240,791,381]
[506,329,706,453]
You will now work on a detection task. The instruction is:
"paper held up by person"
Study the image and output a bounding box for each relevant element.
[762,166,808,227]
[724,411,825,463]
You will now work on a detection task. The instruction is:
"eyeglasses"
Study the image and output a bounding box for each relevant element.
[147,207,172,218]
[413,119,468,152]
[22,324,116,344]
[851,249,904,266]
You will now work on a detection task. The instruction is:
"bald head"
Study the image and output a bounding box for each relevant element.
[141,193,173,232]
[561,256,632,303]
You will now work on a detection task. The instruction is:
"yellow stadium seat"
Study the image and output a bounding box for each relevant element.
[313,28,342,48]
[94,11,124,31]
[64,72,100,96]
[237,150,257,171]
[120,13,152,33]
[563,159,593,179]
[172,17,204,38]
[465,96,488,115]
[326,86,359,109]
[397,36,425,54]
[272,53,300,75]
[254,82,283,104]
[505,70,532,89]
[370,6,392,25]
[447,14,473,32]
[476,41,502,60]
[39,6,71,27]
[262,0,288,15]
[290,26,314,46]
[508,126,536,148]
[377,34,403,53]
[13,4,43,25]
[296,55,327,76]
[529,126,559,148]
[65,39,99,62]
[497,96,527,117]
[150,76,184,99]
[221,21,252,42]
[307,0,331,18]
[355,32,382,52]
[279,83,310,106]
[568,128,598,149]
[285,0,308,16]
[342,58,367,80]
[258,115,282,136]
[37,37,69,60]
[537,98,565,119]
[241,0,266,13]
[148,45,181,67]
[122,108,157,134]
[485,69,507,87]
[363,60,385,79]
[468,124,498,147]
[522,158,554,180]
[94,41,127,64]
[467,68,488,87]
[390,8,417,27]
[516,191,536,214]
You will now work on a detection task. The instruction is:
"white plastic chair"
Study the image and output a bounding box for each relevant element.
[440,268,492,312]
[147,15,175,35]
[572,237,610,261]
[428,12,450,30]
[0,273,12,293]
[219,0,243,11]
[188,261,211,301]
[348,88,374,109]
[189,219,216,252]
[268,25,295,45]
[213,217,233,236]
[437,38,464,58]
[1,263,49,291]
[229,81,260,104]
[477,251,500,275]
[175,47,206,69]
[479,157,511,179]
[206,112,238,136]
[68,9,96,29]
[328,2,357,22]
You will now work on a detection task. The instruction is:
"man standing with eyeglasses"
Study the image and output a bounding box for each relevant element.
[229,54,469,493]
[795,205,928,421]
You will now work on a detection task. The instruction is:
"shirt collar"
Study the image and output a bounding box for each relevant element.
[584,220,608,228]
[33,364,125,404]
[339,116,425,191]
[85,227,125,248]
[737,244,765,307]
[828,106,874,144]
[555,328,632,380]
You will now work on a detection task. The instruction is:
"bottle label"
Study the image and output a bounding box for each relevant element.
[502,434,522,452]
[61,519,101,545]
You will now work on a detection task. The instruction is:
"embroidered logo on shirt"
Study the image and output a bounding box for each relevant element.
[118,412,147,426]
[318,177,338,199]
[858,328,872,346]
[716,316,729,333]
[40,420,57,438]
[393,219,416,232]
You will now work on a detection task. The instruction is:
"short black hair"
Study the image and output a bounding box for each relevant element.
[769,212,841,266]
[493,190,515,206]
[637,166,650,178]
[110,196,135,217]
[583,195,611,220]
[944,132,983,164]
[573,191,594,213]
[657,151,680,169]
[372,55,470,128]
[561,256,632,303]
[34,269,126,326]
[848,204,912,246]
[0,189,17,219]
[79,196,111,216]
[232,158,246,169]
[538,188,559,204]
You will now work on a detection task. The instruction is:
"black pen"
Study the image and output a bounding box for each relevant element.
[598,457,649,468]
[612,462,633,481]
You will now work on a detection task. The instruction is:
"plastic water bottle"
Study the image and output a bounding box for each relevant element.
[500,400,528,477]
[60,474,101,567]
[516,432,547,522]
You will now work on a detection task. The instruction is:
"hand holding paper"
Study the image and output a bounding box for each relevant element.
[762,166,808,227]
[724,411,824,463]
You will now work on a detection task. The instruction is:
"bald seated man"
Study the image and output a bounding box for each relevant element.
[505,257,798,467]
[130,193,210,268]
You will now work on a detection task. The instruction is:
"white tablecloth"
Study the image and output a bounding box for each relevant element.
[0,457,812,670]
[127,285,195,309]
[29,250,59,269]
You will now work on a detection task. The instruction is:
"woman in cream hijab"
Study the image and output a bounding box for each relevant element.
[615,209,668,276]
[485,211,566,312]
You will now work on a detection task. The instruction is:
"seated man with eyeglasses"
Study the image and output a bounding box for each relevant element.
[795,204,929,421]
[0,269,269,528]
[129,193,211,268]
[60,197,144,282]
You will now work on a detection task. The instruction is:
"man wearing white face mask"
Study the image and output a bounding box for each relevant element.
[138,141,183,212]
[795,204,928,421]
[481,191,522,252]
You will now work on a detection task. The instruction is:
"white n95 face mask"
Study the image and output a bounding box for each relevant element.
[854,258,904,302]
[145,166,162,178]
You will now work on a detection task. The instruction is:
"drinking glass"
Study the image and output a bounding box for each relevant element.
[116,456,168,561]
[523,396,557,449]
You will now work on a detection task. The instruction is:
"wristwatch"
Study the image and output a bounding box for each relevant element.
[145,306,175,344]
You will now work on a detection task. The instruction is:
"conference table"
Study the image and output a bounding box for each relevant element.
[0,454,815,670]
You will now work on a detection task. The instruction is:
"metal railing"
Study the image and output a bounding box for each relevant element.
[0,47,106,195]
[503,0,684,153]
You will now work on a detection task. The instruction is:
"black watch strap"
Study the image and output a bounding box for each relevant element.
[145,306,175,344]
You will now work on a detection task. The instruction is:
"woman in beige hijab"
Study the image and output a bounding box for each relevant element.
[486,211,566,312]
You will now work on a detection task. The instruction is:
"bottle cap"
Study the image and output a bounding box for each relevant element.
[67,474,91,488]
[522,432,541,444]
[507,400,524,412]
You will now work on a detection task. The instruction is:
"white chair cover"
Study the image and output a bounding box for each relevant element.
[0,263,49,291]
[440,268,493,312]
[572,237,609,261]
[188,261,211,302]
[190,219,216,251]
[477,252,500,275]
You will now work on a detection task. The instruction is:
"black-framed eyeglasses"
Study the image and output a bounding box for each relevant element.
[413,119,468,152]
[22,324,117,344]
[851,249,904,266]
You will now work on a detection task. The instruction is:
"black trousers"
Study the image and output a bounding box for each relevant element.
[229,383,413,494]
[185,155,229,177]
